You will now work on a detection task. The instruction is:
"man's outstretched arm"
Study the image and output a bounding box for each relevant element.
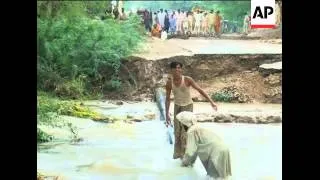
[187,77,218,111]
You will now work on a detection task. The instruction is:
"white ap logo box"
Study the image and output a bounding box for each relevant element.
[251,0,275,29]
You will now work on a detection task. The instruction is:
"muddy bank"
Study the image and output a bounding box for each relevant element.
[110,54,282,103]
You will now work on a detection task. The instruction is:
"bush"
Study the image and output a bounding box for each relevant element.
[37,128,53,143]
[37,94,64,126]
[37,92,104,143]
[54,77,86,99]
[211,92,234,102]
[37,93,102,123]
[37,3,145,98]
[103,78,122,92]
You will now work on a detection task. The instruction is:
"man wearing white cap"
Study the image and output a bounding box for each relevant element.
[176,111,232,180]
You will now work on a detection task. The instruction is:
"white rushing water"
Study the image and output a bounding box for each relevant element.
[37,102,281,180]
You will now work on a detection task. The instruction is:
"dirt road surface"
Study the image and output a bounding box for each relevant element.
[134,37,282,60]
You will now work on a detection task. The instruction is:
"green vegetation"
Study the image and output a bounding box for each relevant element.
[38,1,145,99]
[211,91,234,103]
[37,92,105,142]
[37,1,146,142]
[37,93,101,122]
[37,128,53,143]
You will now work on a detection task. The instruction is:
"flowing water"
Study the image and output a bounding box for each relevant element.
[37,102,282,180]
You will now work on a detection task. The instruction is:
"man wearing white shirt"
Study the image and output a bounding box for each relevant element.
[157,9,166,29]
[175,9,181,34]
[194,10,203,35]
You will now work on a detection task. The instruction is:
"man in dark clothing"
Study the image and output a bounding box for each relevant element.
[143,10,151,32]
[164,10,170,33]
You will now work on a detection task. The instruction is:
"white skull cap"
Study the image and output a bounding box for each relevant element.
[176,111,197,127]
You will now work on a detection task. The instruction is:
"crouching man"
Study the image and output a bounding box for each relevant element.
[176,111,232,180]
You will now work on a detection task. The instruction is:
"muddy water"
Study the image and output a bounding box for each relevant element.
[37,102,282,180]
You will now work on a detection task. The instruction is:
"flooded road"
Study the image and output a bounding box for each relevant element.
[37,102,282,180]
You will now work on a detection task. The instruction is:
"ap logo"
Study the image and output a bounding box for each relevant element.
[251,0,276,28]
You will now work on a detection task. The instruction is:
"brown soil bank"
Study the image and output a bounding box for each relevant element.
[110,54,282,104]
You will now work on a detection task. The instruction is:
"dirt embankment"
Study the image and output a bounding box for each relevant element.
[103,35,282,104]
[106,53,282,104]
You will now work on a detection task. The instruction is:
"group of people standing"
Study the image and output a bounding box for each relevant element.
[143,8,223,38]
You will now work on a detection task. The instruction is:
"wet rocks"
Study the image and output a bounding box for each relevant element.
[259,62,282,77]
[92,112,156,124]
[194,113,215,122]
[233,115,255,123]
[214,114,234,123]
[196,113,281,124]
[131,119,142,122]
[267,115,282,123]
[116,101,124,105]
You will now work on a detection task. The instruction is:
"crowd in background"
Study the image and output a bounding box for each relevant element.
[108,6,252,38]
[142,8,224,38]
